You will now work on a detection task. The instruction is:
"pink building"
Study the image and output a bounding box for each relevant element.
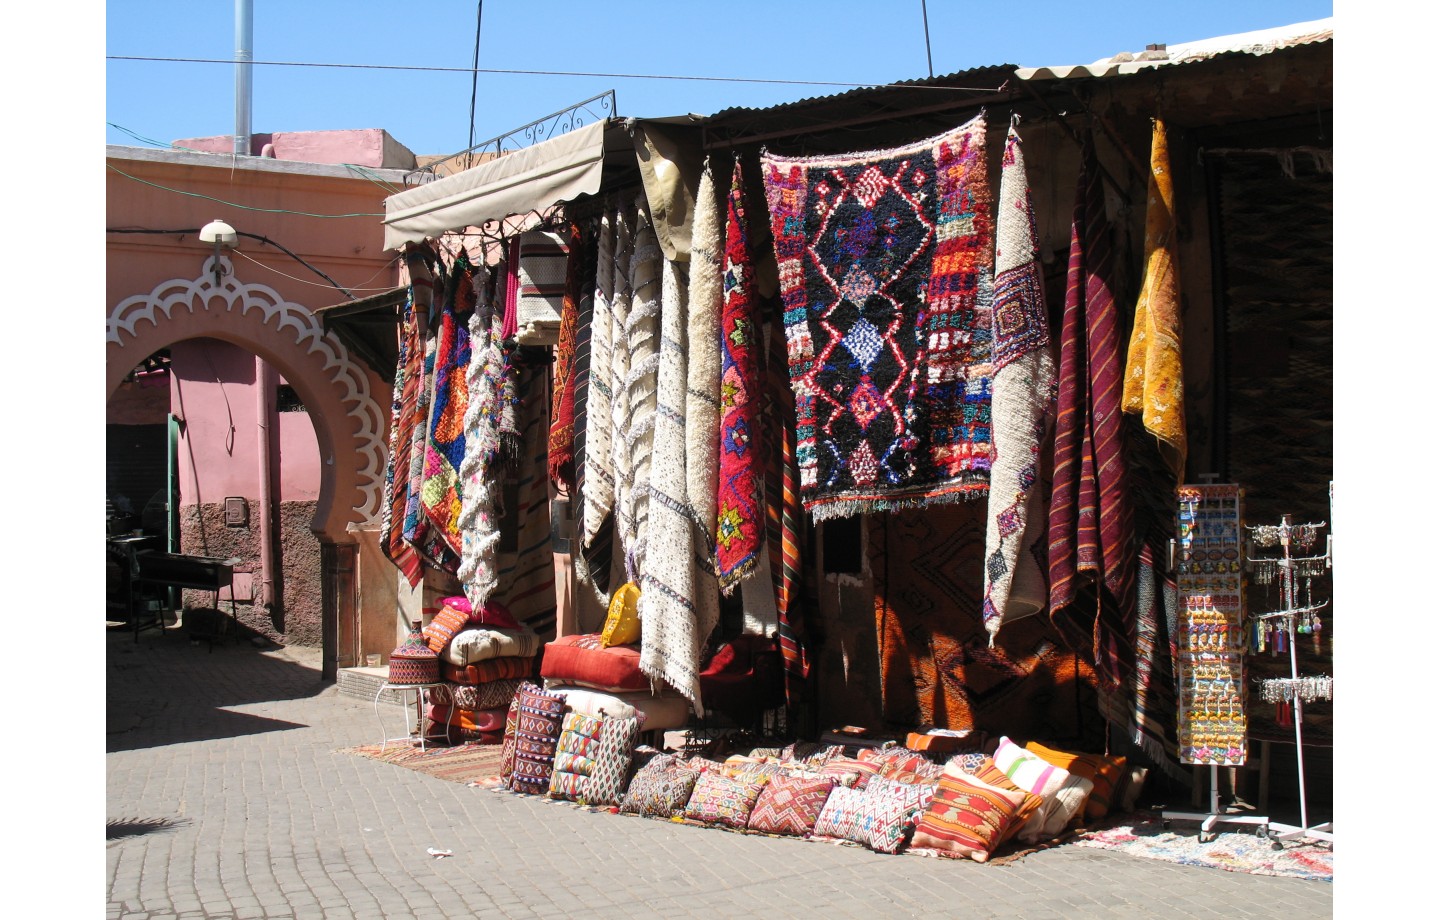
[106,131,426,675]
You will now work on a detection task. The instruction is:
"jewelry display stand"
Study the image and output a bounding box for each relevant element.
[1163,482,1270,841]
[1245,497,1333,844]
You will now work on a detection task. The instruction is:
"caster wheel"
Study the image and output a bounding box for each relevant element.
[1199,832,1217,843]
[1161,820,1171,830]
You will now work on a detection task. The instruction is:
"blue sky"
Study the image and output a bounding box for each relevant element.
[107,1,1333,158]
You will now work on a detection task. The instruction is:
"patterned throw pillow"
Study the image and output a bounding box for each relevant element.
[443,657,535,685]
[946,752,989,775]
[911,764,1030,862]
[811,783,870,844]
[586,714,642,807]
[779,742,849,766]
[422,604,470,654]
[747,774,838,836]
[1023,741,1127,821]
[968,759,1049,844]
[508,683,568,795]
[683,770,771,829]
[820,757,881,790]
[621,754,700,818]
[444,627,543,666]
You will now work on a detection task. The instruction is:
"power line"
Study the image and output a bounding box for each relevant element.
[466,2,484,171]
[106,55,1001,92]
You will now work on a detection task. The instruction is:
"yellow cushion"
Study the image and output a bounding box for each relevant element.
[1024,741,1127,821]
[601,582,642,647]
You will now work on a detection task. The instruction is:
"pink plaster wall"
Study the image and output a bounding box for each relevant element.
[172,128,417,169]
[169,339,320,506]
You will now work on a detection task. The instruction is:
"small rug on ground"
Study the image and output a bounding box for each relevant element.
[340,742,507,787]
[1069,812,1332,881]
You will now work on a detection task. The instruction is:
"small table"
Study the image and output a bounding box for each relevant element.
[374,682,451,752]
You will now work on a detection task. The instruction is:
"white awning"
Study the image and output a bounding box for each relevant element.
[383,119,616,250]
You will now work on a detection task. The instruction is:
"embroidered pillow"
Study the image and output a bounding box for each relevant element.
[860,776,937,854]
[811,783,870,845]
[946,752,989,775]
[1023,741,1127,821]
[746,775,838,836]
[992,737,1077,839]
[621,754,700,818]
[585,714,642,807]
[911,764,1029,862]
[508,683,568,795]
[600,582,643,647]
[422,604,470,653]
[443,657,535,685]
[780,742,849,766]
[683,770,770,829]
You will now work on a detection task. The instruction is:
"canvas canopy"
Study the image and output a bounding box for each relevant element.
[383,119,620,250]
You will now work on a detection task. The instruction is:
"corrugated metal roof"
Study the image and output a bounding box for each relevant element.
[705,64,1015,121]
[1017,17,1332,81]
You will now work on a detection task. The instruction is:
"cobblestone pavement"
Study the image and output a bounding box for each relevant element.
[106,627,1335,920]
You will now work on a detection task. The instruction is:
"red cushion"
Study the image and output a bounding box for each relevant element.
[540,634,647,691]
[426,705,508,733]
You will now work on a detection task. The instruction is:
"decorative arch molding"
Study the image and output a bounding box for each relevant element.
[105,255,387,542]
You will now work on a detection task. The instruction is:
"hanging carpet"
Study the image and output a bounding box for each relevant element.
[761,114,995,522]
[547,221,587,493]
[420,249,476,557]
[380,284,425,587]
[1045,131,1135,694]
[870,501,1102,749]
[982,125,1056,643]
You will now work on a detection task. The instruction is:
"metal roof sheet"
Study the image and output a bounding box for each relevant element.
[1016,17,1333,81]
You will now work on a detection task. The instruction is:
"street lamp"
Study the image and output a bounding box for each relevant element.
[199,218,238,287]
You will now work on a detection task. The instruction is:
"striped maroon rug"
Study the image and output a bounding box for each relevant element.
[340,741,507,787]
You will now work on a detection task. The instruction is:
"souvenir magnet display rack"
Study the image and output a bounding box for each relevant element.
[1162,481,1270,840]
[1245,498,1333,844]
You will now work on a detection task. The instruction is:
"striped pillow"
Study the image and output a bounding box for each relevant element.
[911,763,1029,862]
[1024,741,1127,821]
[746,774,838,836]
[993,736,1087,838]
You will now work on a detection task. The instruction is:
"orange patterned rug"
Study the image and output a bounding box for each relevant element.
[340,742,507,787]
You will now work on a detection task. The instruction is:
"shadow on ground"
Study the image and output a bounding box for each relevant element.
[107,623,330,753]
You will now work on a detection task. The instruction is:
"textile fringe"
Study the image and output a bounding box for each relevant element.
[806,482,988,523]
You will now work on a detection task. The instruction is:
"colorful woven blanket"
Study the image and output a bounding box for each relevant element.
[1122,117,1187,480]
[381,284,424,587]
[982,126,1056,643]
[457,260,505,607]
[761,115,995,521]
[1046,132,1136,694]
[420,249,475,557]
[715,159,766,588]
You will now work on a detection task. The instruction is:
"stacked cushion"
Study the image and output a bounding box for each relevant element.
[1023,741,1127,821]
[621,754,701,818]
[443,658,534,684]
[540,634,649,692]
[426,678,526,711]
[548,711,605,801]
[438,595,521,629]
[443,627,543,666]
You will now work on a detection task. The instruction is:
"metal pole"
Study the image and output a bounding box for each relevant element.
[234,0,253,157]
[920,0,934,78]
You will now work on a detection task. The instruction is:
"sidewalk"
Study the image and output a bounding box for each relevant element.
[107,625,1334,920]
